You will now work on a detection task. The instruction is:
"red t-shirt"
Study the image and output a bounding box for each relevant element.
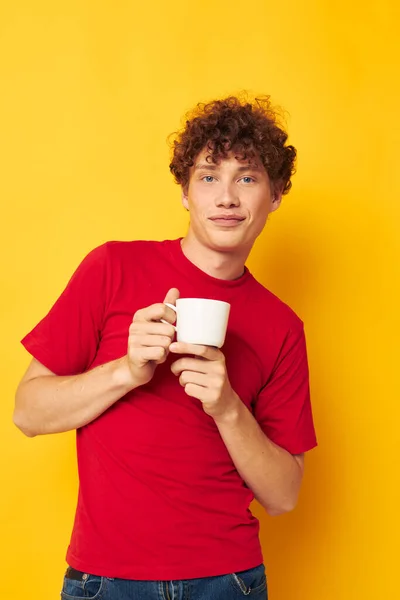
[21,238,317,580]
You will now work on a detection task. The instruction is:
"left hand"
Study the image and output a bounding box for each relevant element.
[169,342,240,420]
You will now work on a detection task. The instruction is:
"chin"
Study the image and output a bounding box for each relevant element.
[206,230,252,253]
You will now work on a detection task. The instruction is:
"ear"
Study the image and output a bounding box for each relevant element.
[181,187,189,211]
[270,188,283,213]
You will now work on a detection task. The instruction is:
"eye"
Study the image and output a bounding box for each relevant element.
[202,175,215,183]
[240,176,255,184]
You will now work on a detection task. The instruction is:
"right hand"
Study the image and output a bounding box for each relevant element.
[126,288,179,387]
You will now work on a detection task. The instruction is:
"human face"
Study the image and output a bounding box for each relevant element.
[182,150,282,254]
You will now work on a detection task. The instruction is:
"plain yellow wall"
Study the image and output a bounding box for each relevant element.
[1,1,398,598]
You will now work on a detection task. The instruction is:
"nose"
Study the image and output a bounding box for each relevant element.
[215,183,240,208]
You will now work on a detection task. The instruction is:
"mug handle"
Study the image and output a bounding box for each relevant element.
[161,302,177,331]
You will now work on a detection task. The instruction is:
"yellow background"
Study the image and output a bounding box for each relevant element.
[1,2,398,599]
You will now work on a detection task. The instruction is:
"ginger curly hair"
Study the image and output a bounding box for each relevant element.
[169,95,296,195]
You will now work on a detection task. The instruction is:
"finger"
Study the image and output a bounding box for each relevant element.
[130,346,166,363]
[129,321,175,338]
[171,357,209,376]
[163,287,180,305]
[130,334,172,349]
[184,383,212,402]
[169,342,221,360]
[179,370,208,388]
[134,303,175,324]
[161,287,180,325]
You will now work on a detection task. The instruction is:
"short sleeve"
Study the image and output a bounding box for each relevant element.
[21,244,109,376]
[254,324,317,455]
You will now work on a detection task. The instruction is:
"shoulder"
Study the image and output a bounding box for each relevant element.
[248,276,304,332]
[80,240,168,269]
[83,240,173,284]
[102,239,167,260]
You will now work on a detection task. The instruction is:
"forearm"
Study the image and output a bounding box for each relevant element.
[14,356,136,436]
[214,396,303,515]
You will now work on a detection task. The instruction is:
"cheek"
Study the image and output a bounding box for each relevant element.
[188,188,214,213]
[249,196,271,223]
[186,200,205,224]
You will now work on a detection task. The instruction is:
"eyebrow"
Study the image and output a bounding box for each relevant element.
[194,163,218,171]
[236,165,262,172]
[194,163,262,172]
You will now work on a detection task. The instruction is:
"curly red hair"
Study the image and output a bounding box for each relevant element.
[169,94,296,195]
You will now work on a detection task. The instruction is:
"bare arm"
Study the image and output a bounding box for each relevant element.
[214,401,304,515]
[14,288,179,437]
[170,341,305,516]
[14,356,136,436]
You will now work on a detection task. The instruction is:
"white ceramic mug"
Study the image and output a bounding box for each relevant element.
[164,298,230,348]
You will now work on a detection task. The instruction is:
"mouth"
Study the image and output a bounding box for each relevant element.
[208,215,246,227]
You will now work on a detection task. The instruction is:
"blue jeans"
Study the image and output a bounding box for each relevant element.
[61,564,268,599]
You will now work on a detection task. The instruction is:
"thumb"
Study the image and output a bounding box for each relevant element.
[163,287,180,306]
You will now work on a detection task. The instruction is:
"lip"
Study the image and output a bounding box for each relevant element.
[208,215,246,226]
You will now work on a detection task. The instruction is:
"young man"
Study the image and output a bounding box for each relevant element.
[14,96,317,599]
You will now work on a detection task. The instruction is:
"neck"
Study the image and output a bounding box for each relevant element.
[180,232,250,281]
